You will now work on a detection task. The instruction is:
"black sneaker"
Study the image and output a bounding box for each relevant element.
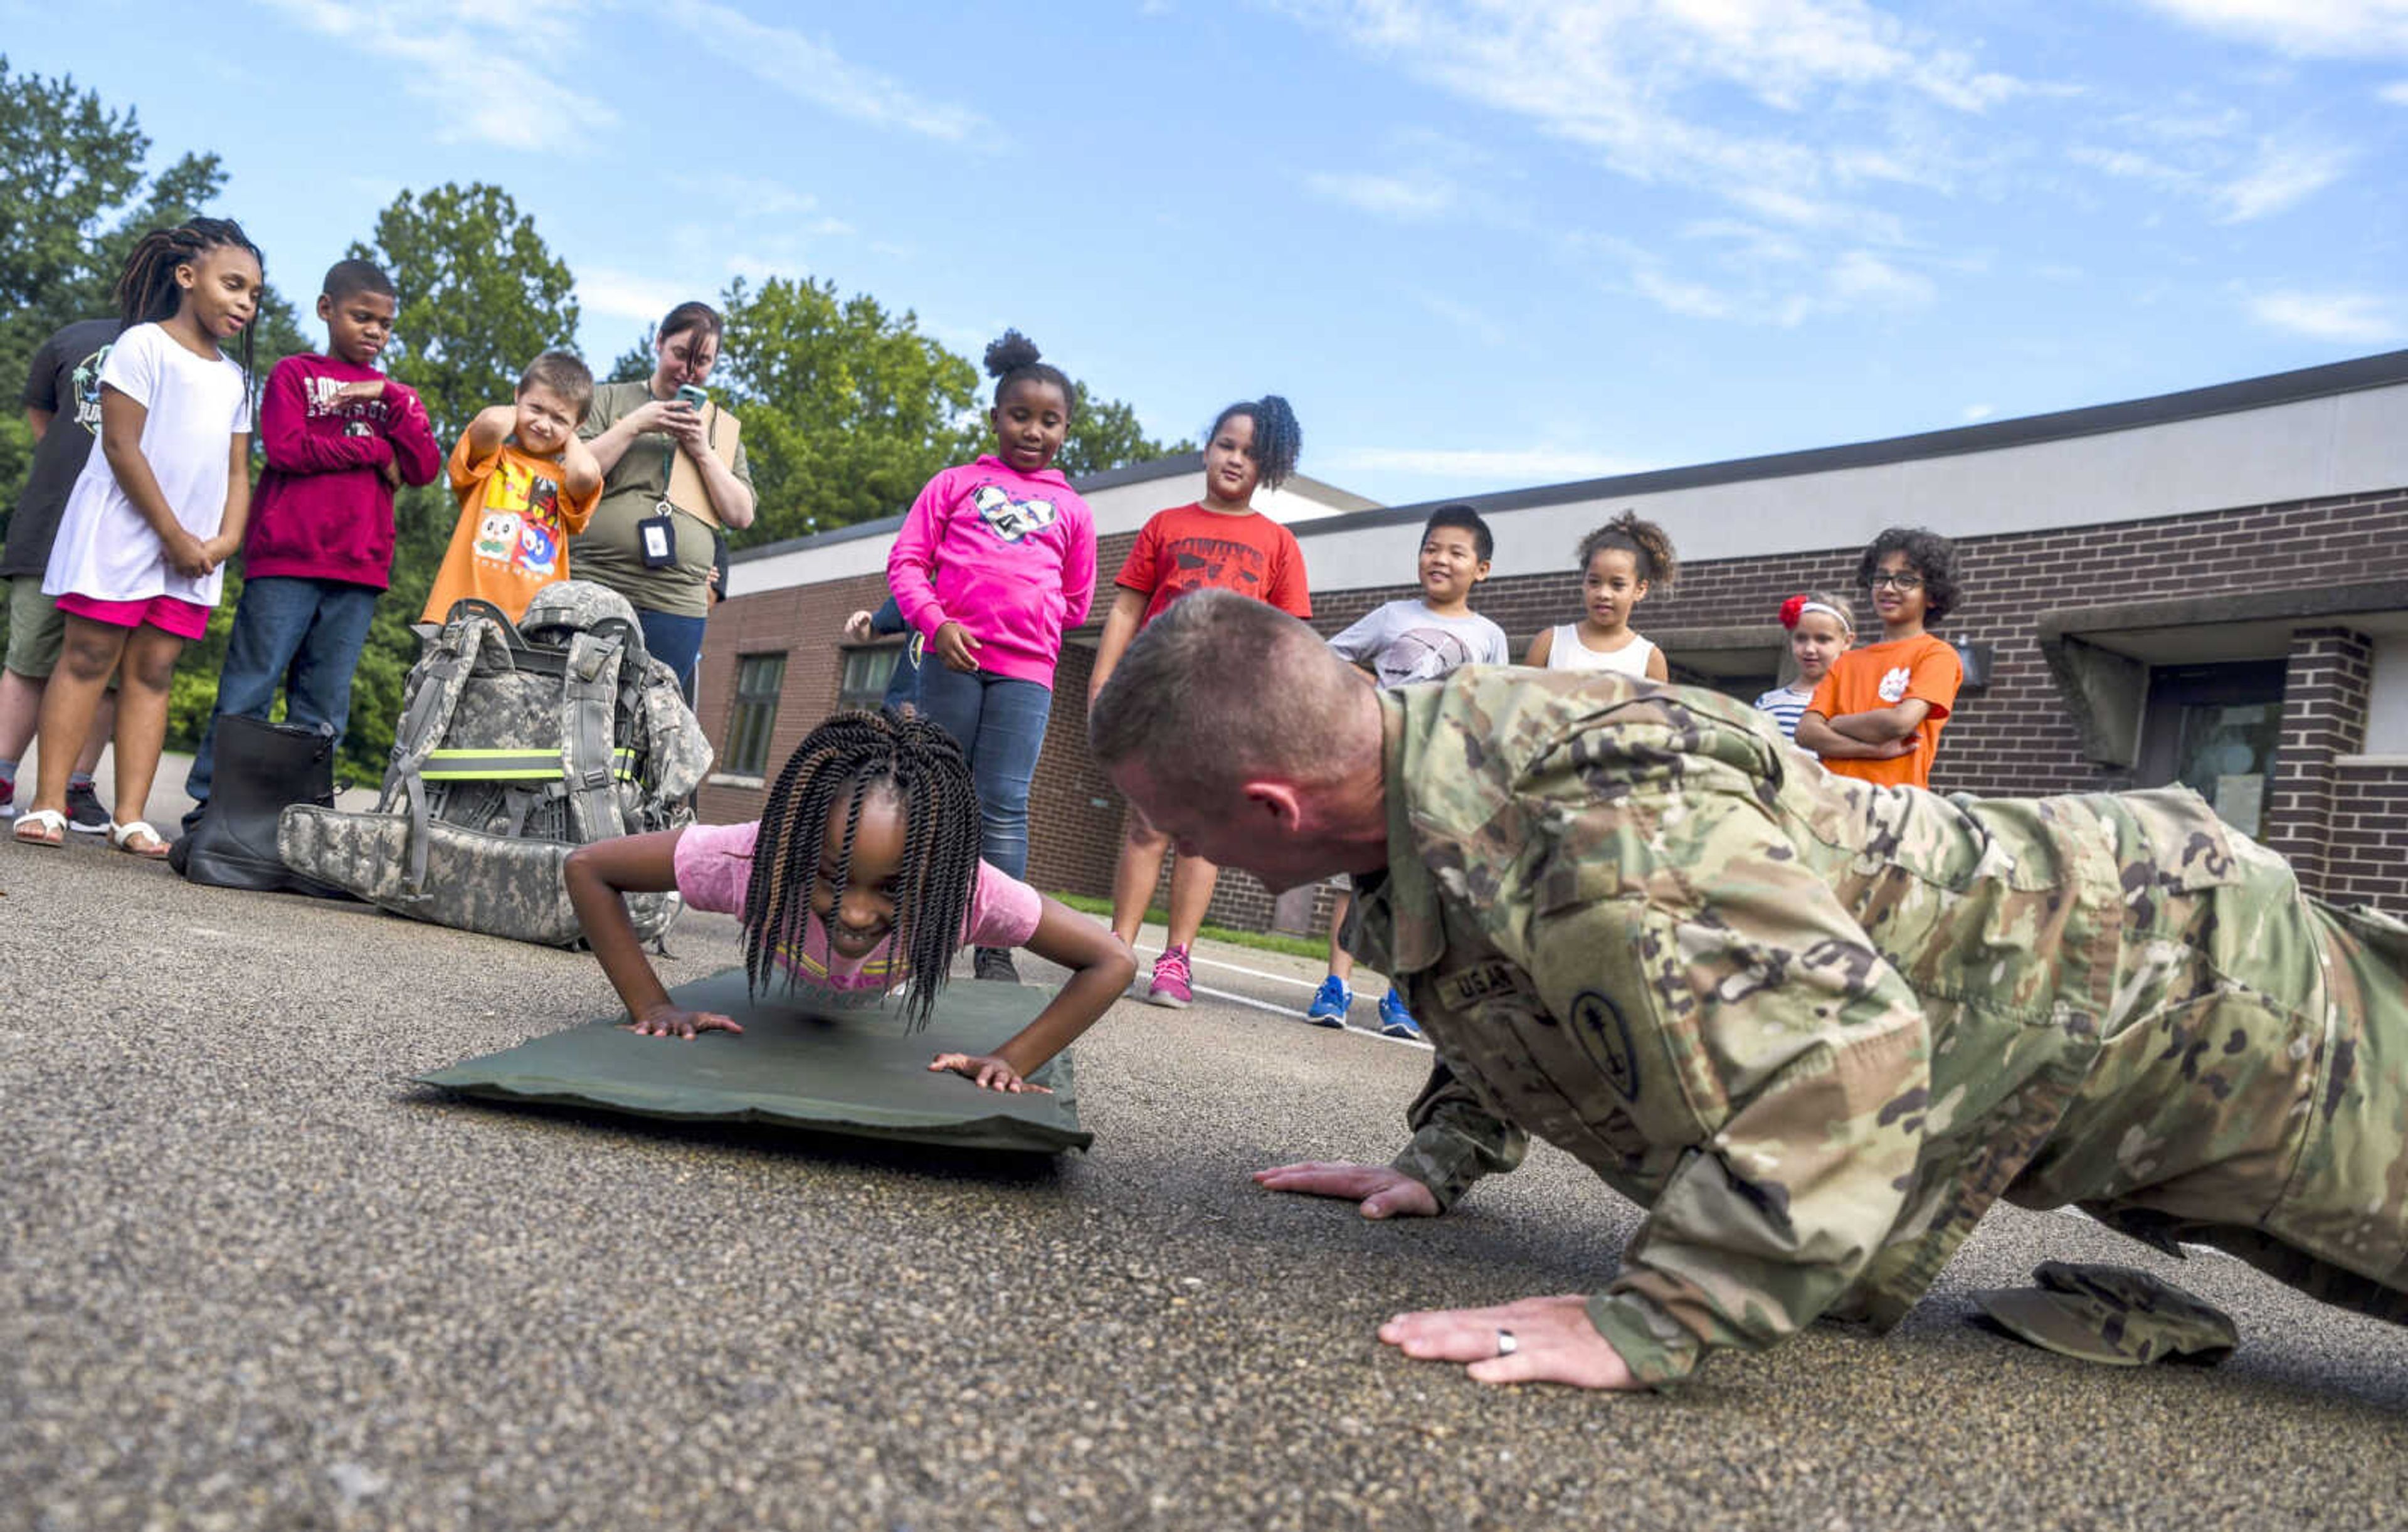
[973,946,1021,985]
[65,779,110,834]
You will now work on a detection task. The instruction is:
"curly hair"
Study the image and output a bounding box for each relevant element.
[1209,394,1302,492]
[742,709,985,1030]
[1856,526,1962,624]
[984,329,1076,418]
[115,217,265,413]
[1576,509,1678,591]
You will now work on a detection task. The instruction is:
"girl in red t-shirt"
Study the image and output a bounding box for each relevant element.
[1087,395,1309,1006]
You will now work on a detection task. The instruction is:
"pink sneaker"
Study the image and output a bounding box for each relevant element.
[1146,944,1194,1008]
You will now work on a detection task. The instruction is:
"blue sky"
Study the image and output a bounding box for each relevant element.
[6,1,2406,508]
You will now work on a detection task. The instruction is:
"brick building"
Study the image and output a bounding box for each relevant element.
[700,351,2408,930]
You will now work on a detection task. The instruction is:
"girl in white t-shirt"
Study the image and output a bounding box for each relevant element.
[565,710,1134,1094]
[1521,509,1677,681]
[16,219,263,856]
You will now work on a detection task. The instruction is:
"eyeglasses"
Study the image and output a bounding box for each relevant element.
[1866,572,1925,591]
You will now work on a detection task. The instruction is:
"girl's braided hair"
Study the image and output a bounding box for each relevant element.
[1211,395,1302,492]
[114,217,265,413]
[1577,509,1679,590]
[741,709,985,1030]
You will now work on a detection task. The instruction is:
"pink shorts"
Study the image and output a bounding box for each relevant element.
[54,591,212,642]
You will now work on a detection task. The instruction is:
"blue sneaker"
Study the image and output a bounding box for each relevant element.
[1377,989,1423,1040]
[1303,975,1352,1028]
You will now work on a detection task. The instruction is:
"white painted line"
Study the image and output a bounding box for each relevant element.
[1130,948,1432,1050]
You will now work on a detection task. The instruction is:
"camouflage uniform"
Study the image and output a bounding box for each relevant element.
[1358,669,2408,1387]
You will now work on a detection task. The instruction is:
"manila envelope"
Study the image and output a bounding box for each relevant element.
[665,402,742,529]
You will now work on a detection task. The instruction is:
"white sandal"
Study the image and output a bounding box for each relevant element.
[13,808,66,847]
[107,819,172,860]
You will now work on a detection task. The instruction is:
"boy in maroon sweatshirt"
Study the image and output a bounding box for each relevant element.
[181,259,441,827]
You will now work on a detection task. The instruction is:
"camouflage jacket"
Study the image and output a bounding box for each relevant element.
[1355,669,2229,1387]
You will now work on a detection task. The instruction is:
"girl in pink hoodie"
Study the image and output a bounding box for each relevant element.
[885,331,1098,983]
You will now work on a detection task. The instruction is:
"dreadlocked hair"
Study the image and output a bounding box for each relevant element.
[741,709,985,1031]
[114,217,265,413]
[985,329,1076,418]
[1576,509,1679,591]
[1210,394,1302,491]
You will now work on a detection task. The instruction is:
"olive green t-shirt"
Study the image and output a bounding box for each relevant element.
[572,379,754,618]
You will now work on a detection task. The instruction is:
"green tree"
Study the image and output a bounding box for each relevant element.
[350,182,580,440]
[717,275,981,543]
[1055,381,1192,481]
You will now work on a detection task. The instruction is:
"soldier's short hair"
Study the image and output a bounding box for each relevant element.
[1090,590,1361,793]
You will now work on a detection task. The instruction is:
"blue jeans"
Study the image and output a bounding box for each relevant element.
[638,610,707,690]
[185,576,378,807]
[882,638,923,715]
[914,665,1052,882]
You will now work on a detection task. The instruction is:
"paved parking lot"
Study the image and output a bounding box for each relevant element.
[6,841,2407,1529]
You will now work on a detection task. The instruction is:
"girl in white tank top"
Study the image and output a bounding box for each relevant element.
[1521,509,1678,682]
[1542,623,1657,677]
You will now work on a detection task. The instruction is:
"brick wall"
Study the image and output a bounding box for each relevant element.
[702,487,2408,926]
[2263,628,2373,897]
[2327,763,2408,912]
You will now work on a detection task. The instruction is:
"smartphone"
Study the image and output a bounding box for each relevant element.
[675,384,708,412]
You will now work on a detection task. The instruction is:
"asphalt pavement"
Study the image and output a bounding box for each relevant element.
[6,839,2408,1531]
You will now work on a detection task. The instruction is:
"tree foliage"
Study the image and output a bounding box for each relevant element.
[718,275,981,543]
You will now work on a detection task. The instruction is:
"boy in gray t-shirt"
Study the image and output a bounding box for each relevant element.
[1309,505,1508,1039]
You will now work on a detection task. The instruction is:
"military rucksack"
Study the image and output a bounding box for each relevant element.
[278,581,714,946]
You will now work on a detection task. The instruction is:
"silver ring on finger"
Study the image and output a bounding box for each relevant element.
[1495,1328,1518,1358]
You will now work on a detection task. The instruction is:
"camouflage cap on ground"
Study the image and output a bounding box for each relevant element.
[1973,1260,2239,1367]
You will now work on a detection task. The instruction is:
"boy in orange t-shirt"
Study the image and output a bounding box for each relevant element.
[1797,527,1964,789]
[420,351,603,623]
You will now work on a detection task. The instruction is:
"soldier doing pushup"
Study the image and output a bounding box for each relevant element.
[1089,589,2408,1390]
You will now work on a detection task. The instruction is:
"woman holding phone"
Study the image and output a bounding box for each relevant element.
[575,300,756,685]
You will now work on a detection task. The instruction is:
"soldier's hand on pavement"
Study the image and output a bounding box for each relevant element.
[1380,1294,1640,1390]
[929,1052,1053,1094]
[623,1006,744,1040]
[1252,1161,1440,1219]
[931,621,983,673]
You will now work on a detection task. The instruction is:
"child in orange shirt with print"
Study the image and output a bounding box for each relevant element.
[1795,527,1964,790]
[421,351,603,623]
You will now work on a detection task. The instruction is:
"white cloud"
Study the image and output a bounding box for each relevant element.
[2248,289,2404,344]
[1304,171,1455,219]
[256,0,615,149]
[661,1,986,141]
[2215,142,2350,220]
[1326,445,1650,482]
[2071,134,2348,221]
[1962,403,1995,421]
[2137,1,2408,56]
[2384,80,2408,103]
[579,267,690,325]
[1284,0,2025,231]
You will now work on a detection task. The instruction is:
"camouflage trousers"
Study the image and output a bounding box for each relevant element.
[2005,801,2408,1323]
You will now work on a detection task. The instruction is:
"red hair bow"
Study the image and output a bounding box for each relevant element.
[1778,594,1807,630]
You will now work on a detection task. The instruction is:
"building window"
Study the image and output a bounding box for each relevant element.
[724,653,788,776]
[837,645,901,711]
[2135,659,2286,837]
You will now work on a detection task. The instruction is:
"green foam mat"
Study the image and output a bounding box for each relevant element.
[417,969,1090,1154]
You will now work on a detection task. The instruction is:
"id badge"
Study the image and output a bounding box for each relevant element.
[638,503,678,569]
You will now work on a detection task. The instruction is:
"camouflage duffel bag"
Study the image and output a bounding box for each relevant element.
[279,581,713,946]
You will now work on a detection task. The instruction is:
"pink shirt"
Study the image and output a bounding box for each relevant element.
[673,820,1043,993]
[886,456,1097,687]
